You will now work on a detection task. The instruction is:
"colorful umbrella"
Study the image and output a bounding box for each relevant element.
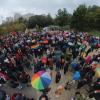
[95,67,100,77]
[31,71,52,90]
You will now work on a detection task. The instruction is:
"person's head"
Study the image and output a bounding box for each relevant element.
[41,97,46,100]
[39,94,48,100]
[75,92,80,97]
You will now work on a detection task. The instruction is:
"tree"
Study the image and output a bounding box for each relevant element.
[71,4,87,31]
[55,8,70,26]
[26,14,54,29]
[86,5,100,30]
[71,4,100,31]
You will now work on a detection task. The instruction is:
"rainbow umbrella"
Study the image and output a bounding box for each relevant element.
[31,71,52,90]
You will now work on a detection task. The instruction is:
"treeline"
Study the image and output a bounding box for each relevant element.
[0,4,100,35]
[26,14,54,28]
[26,4,100,31]
[71,5,100,31]
[0,18,26,35]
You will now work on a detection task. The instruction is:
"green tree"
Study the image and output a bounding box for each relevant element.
[27,14,54,29]
[55,8,70,26]
[71,4,87,31]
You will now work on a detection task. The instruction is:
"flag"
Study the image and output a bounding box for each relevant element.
[31,43,40,50]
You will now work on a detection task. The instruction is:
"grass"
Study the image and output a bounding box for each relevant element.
[88,30,100,37]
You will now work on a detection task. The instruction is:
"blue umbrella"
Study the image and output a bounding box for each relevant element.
[73,71,80,80]
[71,62,78,68]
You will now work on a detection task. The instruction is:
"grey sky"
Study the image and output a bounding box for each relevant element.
[0,0,100,19]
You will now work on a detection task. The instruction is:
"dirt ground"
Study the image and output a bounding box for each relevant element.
[1,49,100,100]
[0,68,89,100]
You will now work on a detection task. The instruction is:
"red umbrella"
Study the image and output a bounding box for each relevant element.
[41,56,47,64]
[11,32,17,36]
[43,39,49,44]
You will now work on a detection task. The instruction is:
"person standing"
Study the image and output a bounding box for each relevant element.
[55,71,61,83]
[63,62,69,75]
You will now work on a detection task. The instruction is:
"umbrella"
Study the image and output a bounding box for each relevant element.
[73,71,80,80]
[31,71,52,90]
[95,67,100,78]
[43,39,49,44]
[41,56,47,64]
[71,62,78,68]
[85,55,91,64]
[11,31,17,36]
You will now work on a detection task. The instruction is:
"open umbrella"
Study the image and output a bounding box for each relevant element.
[31,71,52,90]
[43,39,49,44]
[71,62,78,68]
[85,55,91,64]
[41,56,47,64]
[73,71,80,80]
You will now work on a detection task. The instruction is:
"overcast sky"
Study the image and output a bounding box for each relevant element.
[0,0,100,20]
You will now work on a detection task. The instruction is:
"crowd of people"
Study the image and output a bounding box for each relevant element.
[0,30,100,100]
